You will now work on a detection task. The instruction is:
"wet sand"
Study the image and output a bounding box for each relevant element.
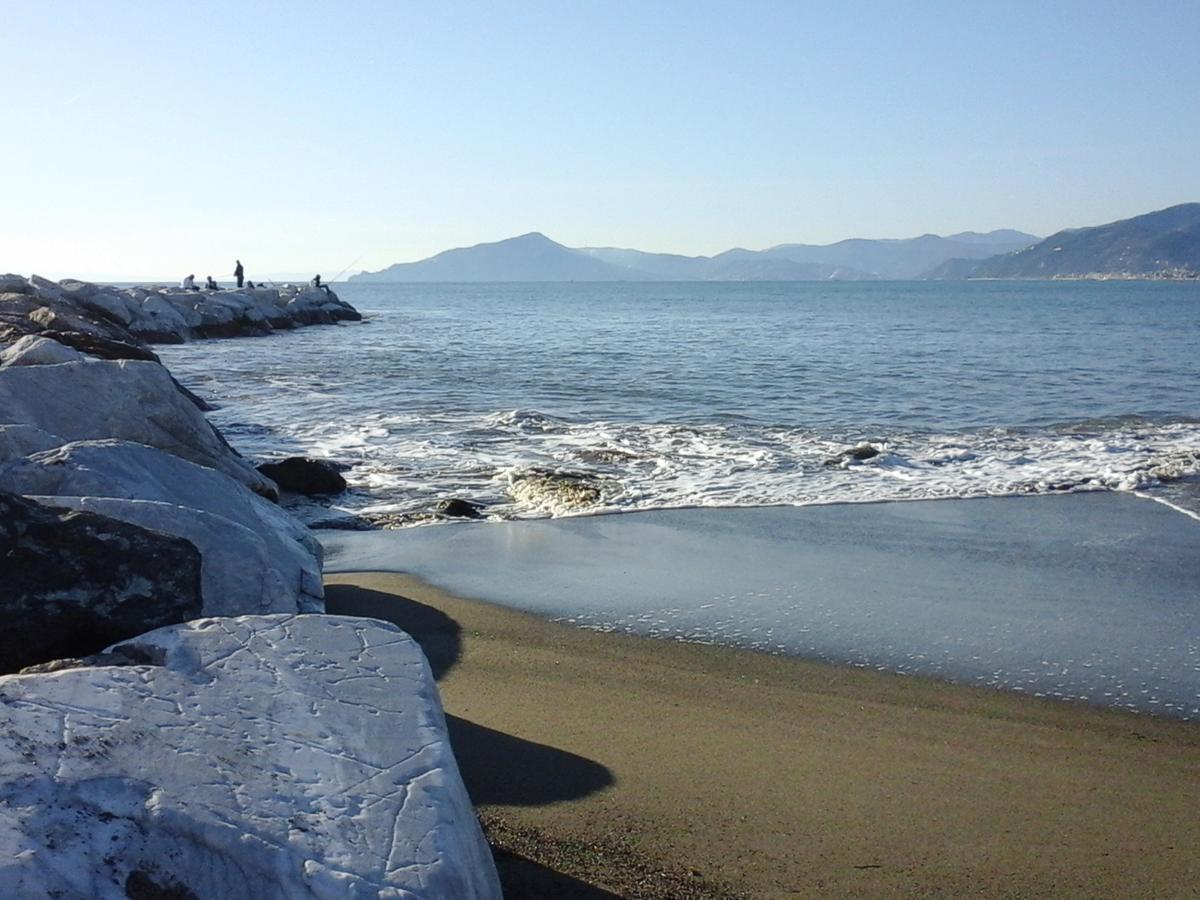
[326,571,1200,899]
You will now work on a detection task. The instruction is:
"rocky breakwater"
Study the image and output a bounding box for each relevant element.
[0,276,500,898]
[0,273,361,348]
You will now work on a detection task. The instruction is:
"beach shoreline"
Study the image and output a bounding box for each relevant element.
[326,570,1200,899]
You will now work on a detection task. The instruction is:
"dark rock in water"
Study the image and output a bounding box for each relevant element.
[823,443,882,466]
[435,498,484,519]
[309,515,378,532]
[0,492,203,674]
[258,457,347,495]
[846,443,880,461]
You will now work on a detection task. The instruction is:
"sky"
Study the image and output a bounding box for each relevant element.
[3,1,1198,281]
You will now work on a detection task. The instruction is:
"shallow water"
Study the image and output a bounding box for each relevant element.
[159,280,1200,523]
[323,494,1200,720]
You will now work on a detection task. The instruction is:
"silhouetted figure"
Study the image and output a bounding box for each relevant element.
[234,260,244,288]
[311,274,322,289]
[246,279,256,289]
[181,274,198,291]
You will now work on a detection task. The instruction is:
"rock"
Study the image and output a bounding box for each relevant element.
[0,492,203,674]
[257,457,348,495]
[40,329,160,363]
[825,442,882,465]
[0,274,31,294]
[0,615,502,899]
[1,277,362,352]
[0,440,323,611]
[0,359,277,499]
[0,424,65,462]
[509,469,605,511]
[846,443,880,461]
[435,498,484,519]
[0,335,84,367]
[42,496,322,616]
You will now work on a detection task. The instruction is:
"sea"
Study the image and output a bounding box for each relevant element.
[158,280,1200,718]
[159,280,1200,525]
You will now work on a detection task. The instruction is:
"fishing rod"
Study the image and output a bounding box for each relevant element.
[329,256,362,285]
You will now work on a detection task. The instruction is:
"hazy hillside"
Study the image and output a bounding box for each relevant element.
[763,231,1038,279]
[929,204,1200,279]
[353,228,1039,283]
[353,233,632,282]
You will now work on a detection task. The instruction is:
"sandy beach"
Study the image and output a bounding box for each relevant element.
[326,570,1200,899]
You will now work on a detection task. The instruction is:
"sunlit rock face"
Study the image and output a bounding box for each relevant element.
[0,440,324,614]
[0,359,277,498]
[0,615,502,900]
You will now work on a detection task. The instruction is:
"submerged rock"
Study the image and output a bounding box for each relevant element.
[257,457,347,496]
[509,469,605,511]
[0,492,203,674]
[0,615,501,899]
[824,442,883,465]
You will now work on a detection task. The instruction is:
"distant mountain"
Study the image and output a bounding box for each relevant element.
[352,232,629,282]
[929,204,1200,279]
[352,228,1040,283]
[578,247,878,281]
[760,231,1039,279]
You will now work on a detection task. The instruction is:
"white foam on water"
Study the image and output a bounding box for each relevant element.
[274,412,1200,524]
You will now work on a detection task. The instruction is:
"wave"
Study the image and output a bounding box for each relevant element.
[246,410,1200,525]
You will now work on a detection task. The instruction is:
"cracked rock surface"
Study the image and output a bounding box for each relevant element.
[0,614,501,899]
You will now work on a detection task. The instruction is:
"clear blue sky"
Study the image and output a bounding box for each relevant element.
[3,1,1198,280]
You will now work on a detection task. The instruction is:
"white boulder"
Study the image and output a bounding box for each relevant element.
[0,614,502,899]
[0,358,277,498]
[41,495,320,615]
[0,440,323,610]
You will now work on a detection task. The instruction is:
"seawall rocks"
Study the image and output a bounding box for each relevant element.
[0,273,361,349]
[0,615,502,899]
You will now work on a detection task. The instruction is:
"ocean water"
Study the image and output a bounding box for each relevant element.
[159,280,1200,523]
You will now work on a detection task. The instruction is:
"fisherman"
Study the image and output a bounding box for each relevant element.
[205,275,219,290]
[234,259,244,288]
[311,273,332,295]
[246,279,255,289]
[181,274,197,291]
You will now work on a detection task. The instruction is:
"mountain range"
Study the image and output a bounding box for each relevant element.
[928,203,1200,279]
[352,230,1038,283]
[350,203,1200,282]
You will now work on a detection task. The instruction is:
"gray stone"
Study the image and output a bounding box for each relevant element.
[0,492,203,674]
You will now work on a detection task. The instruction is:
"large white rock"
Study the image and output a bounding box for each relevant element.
[0,358,277,498]
[0,440,323,609]
[40,495,320,615]
[0,615,501,899]
[0,335,85,367]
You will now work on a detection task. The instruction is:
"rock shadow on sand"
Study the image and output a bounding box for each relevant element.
[323,582,614,807]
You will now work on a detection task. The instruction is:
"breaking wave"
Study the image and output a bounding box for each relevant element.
[255,410,1200,524]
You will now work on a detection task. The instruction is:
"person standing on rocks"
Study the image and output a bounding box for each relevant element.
[234,260,245,288]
